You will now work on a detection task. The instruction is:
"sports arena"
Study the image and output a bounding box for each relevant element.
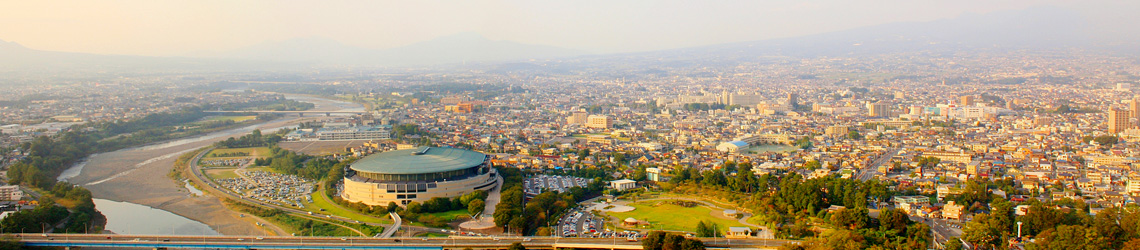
[341,147,498,206]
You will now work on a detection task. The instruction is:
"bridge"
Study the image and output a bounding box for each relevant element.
[15,234,797,249]
[204,110,367,116]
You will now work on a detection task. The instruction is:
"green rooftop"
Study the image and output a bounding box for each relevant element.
[350,147,486,174]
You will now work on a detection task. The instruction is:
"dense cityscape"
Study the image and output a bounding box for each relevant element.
[2,1,1140,250]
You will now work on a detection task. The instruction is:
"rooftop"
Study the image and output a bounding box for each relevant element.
[350,147,486,175]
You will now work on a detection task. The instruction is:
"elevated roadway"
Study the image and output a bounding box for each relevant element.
[15,234,799,249]
[204,110,367,116]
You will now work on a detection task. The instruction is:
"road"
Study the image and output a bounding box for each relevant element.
[856,147,901,181]
[925,217,963,248]
[14,233,802,249]
[380,213,401,238]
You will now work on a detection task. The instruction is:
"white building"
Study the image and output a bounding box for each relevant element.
[610,179,637,191]
[0,185,23,201]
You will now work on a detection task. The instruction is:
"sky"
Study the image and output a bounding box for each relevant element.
[1,0,1136,56]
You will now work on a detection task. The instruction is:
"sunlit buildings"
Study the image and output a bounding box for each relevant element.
[1108,108,1131,134]
[586,115,612,129]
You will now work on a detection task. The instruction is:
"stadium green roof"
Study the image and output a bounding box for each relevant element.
[350,147,486,174]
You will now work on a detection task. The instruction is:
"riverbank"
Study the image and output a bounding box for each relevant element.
[64,95,363,236]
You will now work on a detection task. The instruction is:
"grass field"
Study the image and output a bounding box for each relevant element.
[202,147,271,160]
[205,168,239,179]
[201,115,257,123]
[608,200,748,232]
[301,185,393,225]
[424,209,473,221]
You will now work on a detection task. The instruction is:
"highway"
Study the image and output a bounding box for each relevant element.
[185,146,459,237]
[13,233,800,249]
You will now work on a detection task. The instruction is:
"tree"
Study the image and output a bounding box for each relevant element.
[1123,239,1140,250]
[878,208,911,233]
[944,237,964,250]
[962,214,1004,249]
[820,229,867,249]
[662,234,685,250]
[535,227,552,236]
[1028,225,1110,250]
[508,242,526,250]
[468,199,485,215]
[405,202,422,214]
[680,238,705,250]
[644,231,666,250]
[830,207,869,230]
[387,202,399,213]
[695,220,718,237]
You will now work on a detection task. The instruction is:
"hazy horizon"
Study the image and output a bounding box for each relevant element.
[3,0,1139,57]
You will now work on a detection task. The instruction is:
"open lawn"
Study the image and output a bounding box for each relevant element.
[202,147,271,160]
[424,209,473,221]
[608,200,748,232]
[301,185,392,225]
[205,168,239,179]
[200,115,257,123]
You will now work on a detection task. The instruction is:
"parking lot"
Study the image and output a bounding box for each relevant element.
[556,208,641,239]
[557,208,602,237]
[217,170,314,207]
[524,175,591,196]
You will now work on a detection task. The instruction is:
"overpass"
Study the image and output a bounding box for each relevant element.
[15,234,797,249]
[204,110,367,116]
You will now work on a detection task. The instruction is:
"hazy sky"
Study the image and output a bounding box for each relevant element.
[1,0,1135,56]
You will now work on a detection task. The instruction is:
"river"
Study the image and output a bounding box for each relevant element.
[58,94,362,236]
[93,199,221,235]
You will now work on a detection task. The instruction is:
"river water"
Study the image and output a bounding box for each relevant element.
[56,94,360,236]
[93,199,221,235]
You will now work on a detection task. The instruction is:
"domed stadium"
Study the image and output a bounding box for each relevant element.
[341,146,498,206]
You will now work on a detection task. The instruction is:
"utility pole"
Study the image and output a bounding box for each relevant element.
[1017,221,1023,238]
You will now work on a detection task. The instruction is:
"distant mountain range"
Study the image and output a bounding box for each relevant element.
[193,33,587,66]
[639,6,1112,60]
[1,6,1135,73]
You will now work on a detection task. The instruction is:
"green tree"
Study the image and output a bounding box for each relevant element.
[878,208,911,233]
[644,231,666,250]
[508,242,526,250]
[387,202,399,213]
[468,199,485,215]
[945,237,964,250]
[1028,225,1110,250]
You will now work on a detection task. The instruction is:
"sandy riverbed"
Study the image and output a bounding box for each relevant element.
[65,95,362,236]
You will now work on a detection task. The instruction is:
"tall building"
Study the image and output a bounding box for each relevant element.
[727,93,763,106]
[1108,108,1131,134]
[960,95,976,107]
[867,101,890,118]
[786,93,799,107]
[586,115,612,129]
[1131,96,1140,121]
[567,111,588,124]
[825,126,849,137]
